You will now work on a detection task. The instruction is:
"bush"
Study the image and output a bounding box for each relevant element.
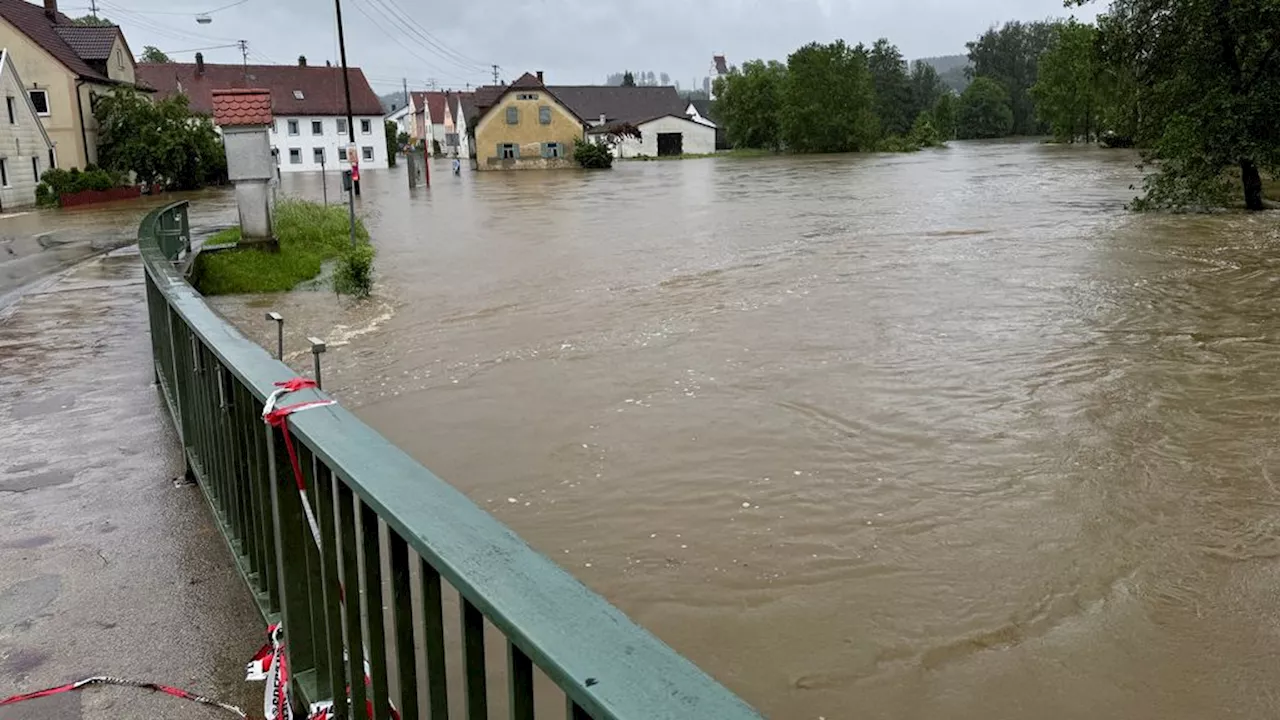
[333,242,375,298]
[910,113,943,148]
[876,135,921,152]
[574,140,614,169]
[36,166,124,205]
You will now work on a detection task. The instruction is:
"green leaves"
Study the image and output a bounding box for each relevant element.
[94,89,225,190]
[714,60,786,151]
[957,77,1014,139]
[780,41,879,153]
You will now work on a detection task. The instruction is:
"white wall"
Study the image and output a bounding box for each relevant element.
[0,50,53,210]
[268,114,387,173]
[611,115,716,158]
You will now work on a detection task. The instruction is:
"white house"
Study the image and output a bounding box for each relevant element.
[452,91,474,161]
[0,47,54,210]
[137,55,388,174]
[685,101,715,128]
[549,84,716,158]
[385,103,411,142]
[589,114,715,158]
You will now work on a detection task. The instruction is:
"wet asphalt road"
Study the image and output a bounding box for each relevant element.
[0,243,260,715]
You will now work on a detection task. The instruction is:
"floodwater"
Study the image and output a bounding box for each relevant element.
[215,141,1280,720]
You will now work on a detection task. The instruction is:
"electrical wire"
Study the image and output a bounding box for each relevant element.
[346,0,477,80]
[370,0,490,71]
[363,0,491,75]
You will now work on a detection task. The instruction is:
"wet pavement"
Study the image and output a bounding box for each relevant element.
[0,241,259,714]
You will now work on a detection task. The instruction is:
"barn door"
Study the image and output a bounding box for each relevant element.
[657,132,682,156]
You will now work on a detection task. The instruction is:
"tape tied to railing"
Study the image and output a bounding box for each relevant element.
[262,378,335,549]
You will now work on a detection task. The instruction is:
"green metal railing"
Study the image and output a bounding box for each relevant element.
[140,201,763,720]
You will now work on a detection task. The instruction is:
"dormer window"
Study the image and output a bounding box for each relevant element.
[293,90,304,100]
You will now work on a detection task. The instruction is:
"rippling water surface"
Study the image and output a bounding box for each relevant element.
[214,140,1280,719]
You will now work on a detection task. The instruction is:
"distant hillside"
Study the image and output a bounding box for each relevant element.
[918,54,971,93]
[379,91,408,115]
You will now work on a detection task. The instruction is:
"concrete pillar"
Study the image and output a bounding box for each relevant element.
[211,89,276,246]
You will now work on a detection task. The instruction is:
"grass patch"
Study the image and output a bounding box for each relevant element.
[192,198,370,295]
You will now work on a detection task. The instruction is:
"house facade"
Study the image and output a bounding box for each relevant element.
[590,114,715,158]
[0,47,53,208]
[423,90,446,154]
[0,0,140,169]
[137,56,388,174]
[385,103,410,142]
[550,84,716,158]
[408,90,427,142]
[472,72,583,170]
[453,91,474,161]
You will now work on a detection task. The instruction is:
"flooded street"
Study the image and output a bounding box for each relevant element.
[219,141,1280,719]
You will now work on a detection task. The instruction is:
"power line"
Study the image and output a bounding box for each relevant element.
[346,1,485,82]
[363,0,490,75]
[158,42,238,54]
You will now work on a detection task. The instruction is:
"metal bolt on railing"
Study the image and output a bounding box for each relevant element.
[309,337,326,389]
[265,312,284,360]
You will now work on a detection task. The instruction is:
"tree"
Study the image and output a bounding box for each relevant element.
[397,131,410,147]
[966,20,1059,135]
[713,59,786,150]
[932,92,957,140]
[660,72,670,85]
[384,120,398,167]
[94,89,225,189]
[140,46,171,64]
[908,60,947,124]
[956,77,1014,139]
[780,40,879,153]
[868,38,913,137]
[621,71,636,87]
[69,14,113,26]
[1075,0,1279,210]
[1031,20,1101,142]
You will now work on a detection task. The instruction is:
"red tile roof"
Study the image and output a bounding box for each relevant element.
[423,91,447,123]
[0,0,109,80]
[211,88,273,126]
[136,62,383,116]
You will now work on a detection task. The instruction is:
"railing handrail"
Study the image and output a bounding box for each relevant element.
[138,201,762,720]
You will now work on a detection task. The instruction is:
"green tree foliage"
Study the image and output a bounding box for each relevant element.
[712,60,786,150]
[69,14,113,26]
[1031,20,1103,142]
[966,20,1058,135]
[910,112,943,148]
[780,40,879,153]
[908,61,947,124]
[140,46,171,63]
[919,55,972,93]
[334,243,375,298]
[957,77,1014,139]
[932,92,957,140]
[574,140,614,168]
[397,131,410,146]
[868,39,913,137]
[94,89,226,189]
[1076,0,1279,210]
[621,71,636,87]
[35,166,122,206]
[384,120,398,167]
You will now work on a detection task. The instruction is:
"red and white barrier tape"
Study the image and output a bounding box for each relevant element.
[262,378,334,549]
[245,624,399,720]
[1,675,248,718]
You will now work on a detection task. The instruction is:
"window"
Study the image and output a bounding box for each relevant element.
[289,148,301,164]
[338,146,347,161]
[538,106,551,125]
[31,156,38,181]
[29,90,48,116]
[360,119,371,134]
[287,120,299,136]
[5,97,13,124]
[541,142,562,159]
[362,146,373,161]
[116,48,123,69]
[516,92,538,101]
[311,120,322,135]
[271,147,279,164]
[313,147,325,164]
[1,158,8,187]
[336,118,347,135]
[499,143,518,159]
[293,90,304,100]
[505,106,519,125]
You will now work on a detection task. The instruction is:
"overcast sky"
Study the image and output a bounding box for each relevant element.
[73,0,1100,95]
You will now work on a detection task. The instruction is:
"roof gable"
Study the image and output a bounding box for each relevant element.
[472,77,586,128]
[212,88,272,126]
[546,85,687,126]
[135,62,383,116]
[0,48,52,148]
[0,0,108,80]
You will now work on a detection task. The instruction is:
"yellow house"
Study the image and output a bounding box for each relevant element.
[0,0,139,169]
[472,72,585,170]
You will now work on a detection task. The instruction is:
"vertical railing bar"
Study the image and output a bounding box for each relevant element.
[337,482,367,720]
[299,445,332,697]
[218,364,245,552]
[255,398,279,612]
[315,461,349,719]
[566,698,592,720]
[508,641,534,720]
[420,561,448,720]
[234,383,261,590]
[388,532,419,720]
[360,501,392,720]
[462,598,488,720]
[268,422,316,674]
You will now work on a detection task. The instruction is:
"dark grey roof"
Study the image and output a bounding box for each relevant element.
[688,98,712,119]
[52,25,118,60]
[0,0,106,80]
[547,85,687,126]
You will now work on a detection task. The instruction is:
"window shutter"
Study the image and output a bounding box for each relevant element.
[497,143,503,158]
[506,106,518,125]
[513,144,520,159]
[540,143,548,159]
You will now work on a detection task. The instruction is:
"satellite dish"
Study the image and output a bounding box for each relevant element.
[195,14,212,24]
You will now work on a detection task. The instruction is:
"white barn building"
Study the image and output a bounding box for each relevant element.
[137,55,388,174]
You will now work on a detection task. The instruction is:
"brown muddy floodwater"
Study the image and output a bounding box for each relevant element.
[215,140,1280,720]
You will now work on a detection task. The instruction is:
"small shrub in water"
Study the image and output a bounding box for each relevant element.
[334,243,375,298]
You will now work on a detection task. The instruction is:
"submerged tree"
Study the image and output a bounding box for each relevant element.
[1074,0,1279,210]
[966,20,1059,135]
[1031,20,1101,142]
[713,60,786,150]
[780,40,879,153]
[956,77,1014,139]
[868,39,913,137]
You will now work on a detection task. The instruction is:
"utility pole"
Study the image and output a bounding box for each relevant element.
[237,40,248,76]
[333,0,359,196]
[491,64,500,84]
[427,77,438,91]
[89,0,98,19]
[402,77,408,109]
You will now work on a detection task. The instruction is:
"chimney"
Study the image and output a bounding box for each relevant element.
[43,0,56,20]
[598,113,606,125]
[536,70,543,83]
[298,55,307,67]
[195,52,204,75]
